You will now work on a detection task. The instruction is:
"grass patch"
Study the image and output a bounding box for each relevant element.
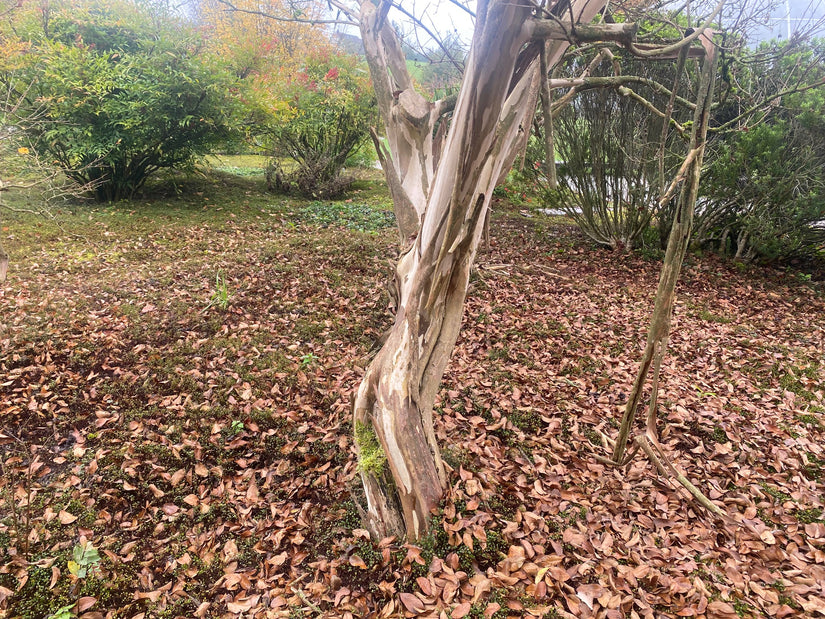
[698,309,732,324]
[298,200,395,232]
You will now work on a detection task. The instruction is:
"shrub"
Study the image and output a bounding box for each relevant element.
[696,119,825,263]
[522,54,691,251]
[261,50,377,198]
[696,40,825,264]
[4,0,241,202]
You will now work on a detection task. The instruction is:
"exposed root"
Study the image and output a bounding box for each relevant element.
[593,433,728,520]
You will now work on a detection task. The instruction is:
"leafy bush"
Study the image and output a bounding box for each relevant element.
[523,54,691,251]
[3,0,241,202]
[261,50,377,198]
[696,40,825,264]
[697,120,825,263]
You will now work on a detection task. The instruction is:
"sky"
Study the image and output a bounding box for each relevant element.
[331,0,824,47]
[390,0,475,48]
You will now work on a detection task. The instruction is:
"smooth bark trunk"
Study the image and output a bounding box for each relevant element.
[539,45,558,190]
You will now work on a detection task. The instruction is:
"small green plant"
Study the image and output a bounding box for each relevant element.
[299,352,318,368]
[47,605,75,619]
[698,309,732,324]
[758,481,791,504]
[711,426,728,443]
[694,385,719,398]
[354,420,386,476]
[298,201,395,232]
[228,420,245,436]
[68,540,101,579]
[207,272,231,310]
[794,507,823,523]
[802,452,823,481]
[797,413,824,430]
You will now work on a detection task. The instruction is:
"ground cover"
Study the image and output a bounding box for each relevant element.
[1,165,823,618]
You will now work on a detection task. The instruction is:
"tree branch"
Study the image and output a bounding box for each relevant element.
[616,85,687,136]
[710,77,825,133]
[531,20,638,45]
[390,2,465,73]
[627,0,724,58]
[214,0,358,26]
[548,75,696,111]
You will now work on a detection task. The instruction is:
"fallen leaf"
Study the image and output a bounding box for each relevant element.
[398,592,425,613]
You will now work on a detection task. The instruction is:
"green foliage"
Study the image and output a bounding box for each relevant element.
[299,200,395,232]
[697,39,825,264]
[524,52,691,251]
[68,540,101,579]
[4,0,241,202]
[699,117,825,262]
[47,605,75,619]
[794,507,823,523]
[208,271,231,310]
[344,141,378,169]
[261,50,377,197]
[354,420,386,476]
[10,566,68,619]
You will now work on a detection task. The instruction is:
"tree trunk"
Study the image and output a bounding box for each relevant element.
[354,0,609,540]
[612,33,719,463]
[360,2,446,242]
[540,45,558,190]
[0,240,7,283]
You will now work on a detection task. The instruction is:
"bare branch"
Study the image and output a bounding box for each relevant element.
[617,85,687,136]
[390,2,465,72]
[531,19,638,45]
[711,77,825,134]
[627,0,725,58]
[445,0,474,18]
[548,74,697,111]
[213,0,358,26]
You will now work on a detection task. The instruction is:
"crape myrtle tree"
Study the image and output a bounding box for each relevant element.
[244,0,719,540]
[350,0,652,540]
[529,0,822,509]
[355,0,735,538]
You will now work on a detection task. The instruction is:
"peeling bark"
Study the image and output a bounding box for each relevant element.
[360,1,448,242]
[355,0,610,540]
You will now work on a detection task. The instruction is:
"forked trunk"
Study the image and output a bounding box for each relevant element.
[354,0,608,540]
[360,1,447,242]
[612,34,719,463]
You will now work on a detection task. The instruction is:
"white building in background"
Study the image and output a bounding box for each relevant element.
[752,0,825,42]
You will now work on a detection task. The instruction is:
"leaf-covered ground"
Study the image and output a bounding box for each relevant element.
[1,170,824,619]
